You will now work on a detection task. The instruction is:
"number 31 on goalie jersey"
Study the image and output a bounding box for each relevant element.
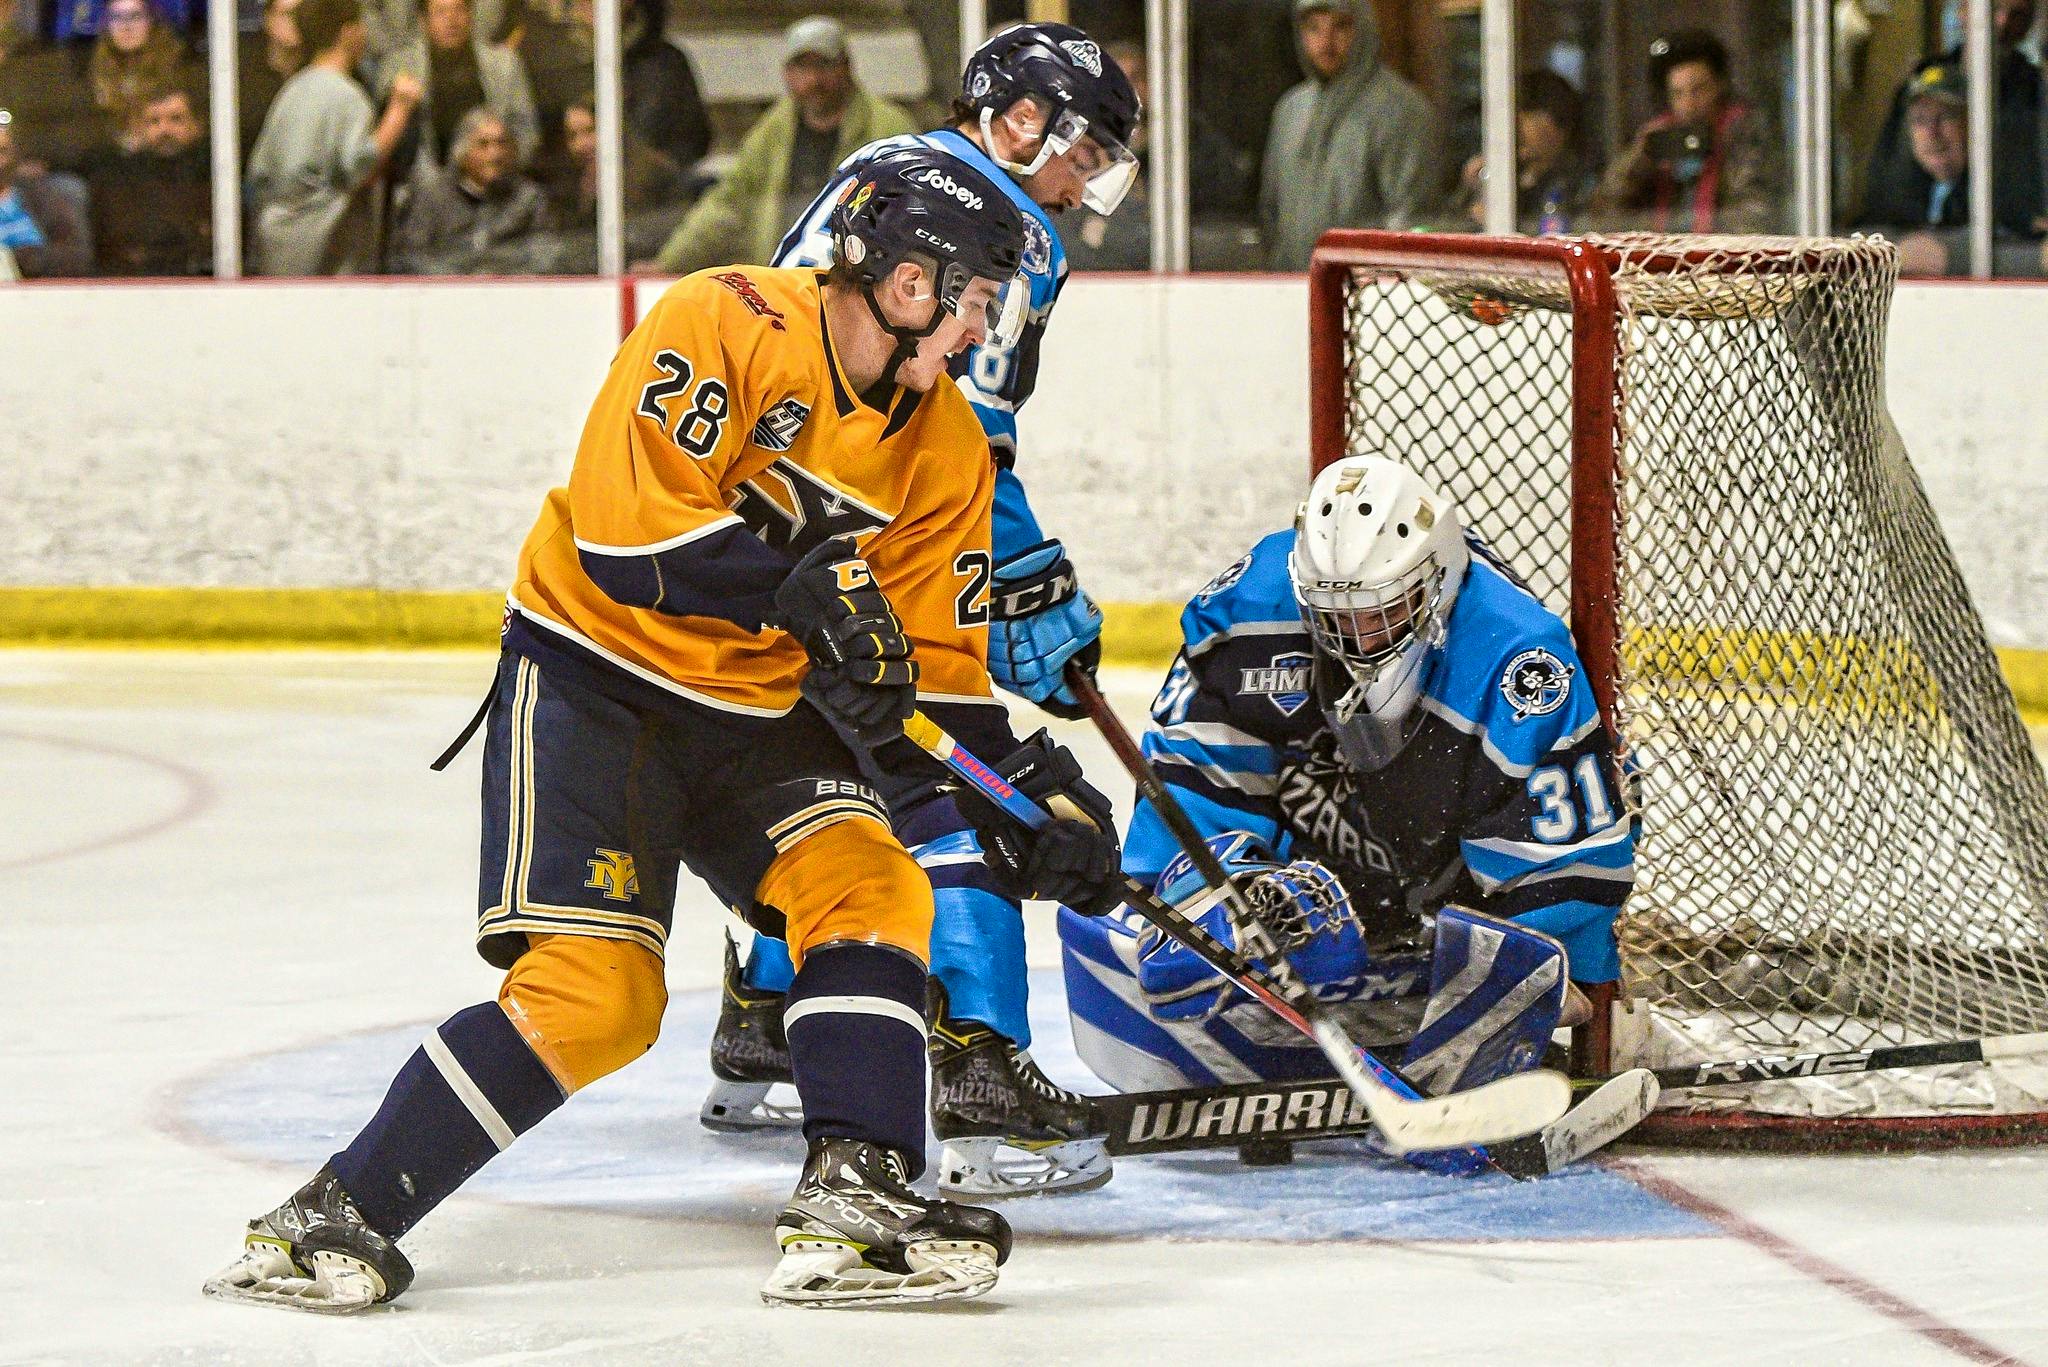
[1526,755,1619,843]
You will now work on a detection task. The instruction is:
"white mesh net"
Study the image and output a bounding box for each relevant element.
[1326,233,2048,1139]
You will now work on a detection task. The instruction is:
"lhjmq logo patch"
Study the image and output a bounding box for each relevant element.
[1241,649,1312,716]
[1500,648,1574,720]
[750,398,810,451]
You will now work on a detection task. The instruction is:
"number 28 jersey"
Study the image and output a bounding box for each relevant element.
[508,267,1004,725]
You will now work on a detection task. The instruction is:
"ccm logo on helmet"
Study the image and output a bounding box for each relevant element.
[908,166,984,210]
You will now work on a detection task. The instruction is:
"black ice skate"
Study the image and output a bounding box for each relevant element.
[929,985,1112,1198]
[763,1137,1011,1307]
[701,933,804,1132]
[201,1165,414,1315]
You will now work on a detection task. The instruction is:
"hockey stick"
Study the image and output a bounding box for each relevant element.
[1581,1030,2048,1093]
[1090,1069,1659,1180]
[902,707,1568,1154]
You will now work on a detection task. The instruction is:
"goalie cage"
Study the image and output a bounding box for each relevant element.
[1308,230,2048,1150]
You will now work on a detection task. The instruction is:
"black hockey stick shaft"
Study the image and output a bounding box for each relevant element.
[1615,1029,2048,1092]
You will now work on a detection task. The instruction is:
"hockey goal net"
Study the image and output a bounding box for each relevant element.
[1309,230,2048,1148]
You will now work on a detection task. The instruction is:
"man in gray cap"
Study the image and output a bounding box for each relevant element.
[1258,0,1439,271]
[652,15,915,273]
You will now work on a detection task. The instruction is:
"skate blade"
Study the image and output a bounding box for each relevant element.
[202,1246,383,1315]
[701,1080,805,1133]
[761,1241,999,1308]
[937,1136,1113,1199]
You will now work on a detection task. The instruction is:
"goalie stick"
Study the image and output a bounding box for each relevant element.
[900,706,1569,1154]
[1088,1067,1657,1180]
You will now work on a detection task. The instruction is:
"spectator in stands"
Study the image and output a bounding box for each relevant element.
[508,0,590,168]
[1258,0,1439,271]
[620,0,708,179]
[1855,64,2042,276]
[377,0,538,176]
[390,103,551,272]
[1458,69,1599,235]
[237,0,305,157]
[0,20,103,174]
[650,15,913,275]
[0,108,91,275]
[539,93,680,267]
[1589,29,1784,235]
[246,0,422,274]
[1865,0,2038,226]
[89,0,195,151]
[363,0,515,63]
[88,81,209,273]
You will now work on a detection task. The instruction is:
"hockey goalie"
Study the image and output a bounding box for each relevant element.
[1053,453,1638,1179]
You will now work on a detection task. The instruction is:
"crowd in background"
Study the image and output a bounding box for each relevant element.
[5,0,2048,280]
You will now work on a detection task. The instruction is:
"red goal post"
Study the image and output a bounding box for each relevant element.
[1307,229,2048,1148]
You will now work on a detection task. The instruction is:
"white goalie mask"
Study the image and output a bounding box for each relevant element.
[1288,455,1469,772]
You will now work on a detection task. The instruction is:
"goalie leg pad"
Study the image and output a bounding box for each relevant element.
[1400,906,1566,1095]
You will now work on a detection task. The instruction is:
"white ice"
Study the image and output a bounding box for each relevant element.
[4,650,2047,1366]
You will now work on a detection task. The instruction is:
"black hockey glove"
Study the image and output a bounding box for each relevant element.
[773,537,918,747]
[958,728,1125,916]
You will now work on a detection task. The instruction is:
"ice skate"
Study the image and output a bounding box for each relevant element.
[930,986,1111,1199]
[201,1165,414,1315]
[701,934,804,1132]
[763,1137,1010,1307]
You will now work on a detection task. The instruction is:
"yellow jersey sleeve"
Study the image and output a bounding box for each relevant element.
[568,284,755,556]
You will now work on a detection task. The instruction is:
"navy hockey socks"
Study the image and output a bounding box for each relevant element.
[329,1002,566,1238]
[784,943,930,1167]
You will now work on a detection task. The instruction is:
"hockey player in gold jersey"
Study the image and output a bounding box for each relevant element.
[202,147,1125,1311]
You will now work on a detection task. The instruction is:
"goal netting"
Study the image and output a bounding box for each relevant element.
[1309,231,2048,1147]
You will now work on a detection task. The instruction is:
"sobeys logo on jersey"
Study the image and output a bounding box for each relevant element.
[1021,217,1052,275]
[908,166,983,210]
[749,398,810,451]
[1239,649,1312,716]
[732,458,890,555]
[584,849,639,902]
[1500,648,1574,720]
[1196,550,1252,604]
[1059,37,1104,77]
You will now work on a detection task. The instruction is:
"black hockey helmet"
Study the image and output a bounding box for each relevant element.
[960,22,1143,214]
[829,145,1030,374]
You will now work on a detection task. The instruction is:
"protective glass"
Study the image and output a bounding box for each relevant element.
[983,102,1140,216]
[936,261,1031,350]
[1046,107,1140,216]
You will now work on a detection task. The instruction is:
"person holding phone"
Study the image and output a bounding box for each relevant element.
[1589,29,1784,235]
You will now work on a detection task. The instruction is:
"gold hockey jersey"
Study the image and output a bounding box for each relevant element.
[510,267,999,717]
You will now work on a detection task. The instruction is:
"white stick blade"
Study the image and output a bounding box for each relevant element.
[1369,1070,1574,1154]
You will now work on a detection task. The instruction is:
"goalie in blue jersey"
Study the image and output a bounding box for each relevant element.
[1060,454,1635,1123]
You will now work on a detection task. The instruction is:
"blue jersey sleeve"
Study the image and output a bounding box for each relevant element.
[1425,556,1636,982]
[1124,533,1307,886]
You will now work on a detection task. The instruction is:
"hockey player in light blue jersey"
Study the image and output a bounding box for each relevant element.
[702,23,1145,1198]
[1061,455,1635,1125]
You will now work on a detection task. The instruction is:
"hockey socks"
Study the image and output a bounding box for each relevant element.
[784,943,930,1166]
[329,1002,566,1238]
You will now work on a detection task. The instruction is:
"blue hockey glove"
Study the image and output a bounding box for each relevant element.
[773,537,918,746]
[987,540,1103,719]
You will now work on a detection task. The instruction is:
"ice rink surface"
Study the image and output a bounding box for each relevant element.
[5,649,2048,1367]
